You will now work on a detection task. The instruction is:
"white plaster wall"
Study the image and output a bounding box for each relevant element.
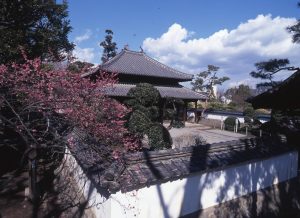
[205,113,269,124]
[64,148,298,218]
[62,148,112,218]
[206,114,245,123]
[105,151,298,218]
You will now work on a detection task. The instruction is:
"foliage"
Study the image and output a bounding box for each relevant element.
[165,97,185,128]
[127,83,161,108]
[225,84,253,111]
[146,123,172,150]
[287,2,300,43]
[0,0,74,64]
[243,106,255,125]
[208,101,227,110]
[191,65,229,100]
[170,120,185,128]
[127,110,151,136]
[249,8,300,89]
[126,83,172,150]
[249,59,293,88]
[100,29,117,63]
[67,61,94,73]
[227,102,238,110]
[0,53,135,201]
[224,116,240,131]
[0,54,132,151]
[243,106,255,118]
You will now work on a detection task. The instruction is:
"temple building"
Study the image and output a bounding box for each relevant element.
[248,69,300,144]
[83,48,207,121]
[249,70,300,109]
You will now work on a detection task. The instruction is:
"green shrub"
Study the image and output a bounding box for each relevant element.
[243,106,255,125]
[224,116,240,131]
[227,102,238,110]
[170,120,185,128]
[127,110,151,136]
[208,101,226,110]
[127,83,161,107]
[146,123,172,150]
[164,108,175,120]
[126,83,172,150]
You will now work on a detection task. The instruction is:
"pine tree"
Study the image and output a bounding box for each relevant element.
[191,65,229,100]
[287,2,300,43]
[249,59,299,89]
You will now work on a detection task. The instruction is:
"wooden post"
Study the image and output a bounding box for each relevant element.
[183,101,187,123]
[194,100,197,123]
[28,145,38,202]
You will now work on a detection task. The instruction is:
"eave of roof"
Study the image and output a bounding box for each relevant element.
[84,49,193,81]
[103,83,208,100]
[248,70,300,109]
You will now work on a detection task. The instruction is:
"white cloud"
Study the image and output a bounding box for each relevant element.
[143,15,300,88]
[73,46,95,63]
[74,29,92,43]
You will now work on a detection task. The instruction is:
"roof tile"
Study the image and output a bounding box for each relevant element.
[68,131,294,194]
[104,83,207,100]
[100,49,193,81]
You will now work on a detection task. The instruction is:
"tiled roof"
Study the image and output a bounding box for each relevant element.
[68,130,293,194]
[96,49,193,81]
[248,70,300,109]
[104,83,208,100]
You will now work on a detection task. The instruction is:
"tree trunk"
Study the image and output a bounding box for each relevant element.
[28,146,38,203]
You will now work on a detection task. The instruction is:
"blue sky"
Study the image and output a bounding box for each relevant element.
[68,0,300,88]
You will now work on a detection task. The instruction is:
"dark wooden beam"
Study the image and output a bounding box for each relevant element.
[194,100,198,123]
[183,101,187,123]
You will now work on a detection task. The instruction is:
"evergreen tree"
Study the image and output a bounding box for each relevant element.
[0,0,74,64]
[100,29,117,63]
[191,65,229,100]
[287,2,300,43]
[225,84,253,111]
[249,59,299,89]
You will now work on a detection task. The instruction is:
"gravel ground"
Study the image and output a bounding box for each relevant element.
[167,122,246,148]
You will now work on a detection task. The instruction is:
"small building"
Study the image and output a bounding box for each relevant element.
[83,48,207,121]
[248,70,300,144]
[248,70,300,110]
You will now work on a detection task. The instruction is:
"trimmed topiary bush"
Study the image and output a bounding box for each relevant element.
[163,108,175,120]
[146,123,172,150]
[127,83,161,107]
[224,116,240,131]
[125,83,172,150]
[127,110,151,136]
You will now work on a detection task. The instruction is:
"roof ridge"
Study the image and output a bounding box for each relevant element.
[142,53,193,79]
[101,50,126,66]
[122,49,144,55]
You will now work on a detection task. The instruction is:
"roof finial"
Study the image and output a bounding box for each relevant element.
[124,44,129,50]
[140,46,144,53]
